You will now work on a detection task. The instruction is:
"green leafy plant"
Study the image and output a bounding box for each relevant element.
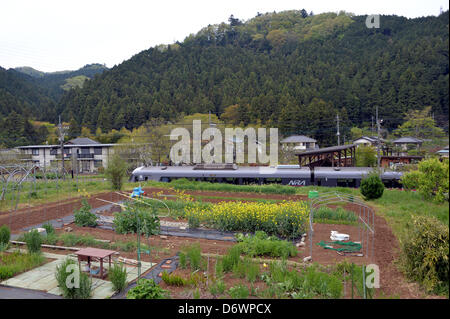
[105,154,127,190]
[235,231,297,258]
[360,173,384,200]
[209,279,226,296]
[178,244,203,271]
[74,199,97,227]
[127,279,169,299]
[402,216,449,294]
[55,258,92,299]
[401,158,449,203]
[161,271,187,286]
[24,229,42,254]
[0,251,45,280]
[228,284,249,299]
[113,204,160,237]
[109,262,128,293]
[0,225,10,247]
[42,222,55,235]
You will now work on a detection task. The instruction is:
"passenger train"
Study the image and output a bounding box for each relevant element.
[130,164,403,188]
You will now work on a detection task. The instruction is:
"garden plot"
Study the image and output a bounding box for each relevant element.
[1,249,154,299]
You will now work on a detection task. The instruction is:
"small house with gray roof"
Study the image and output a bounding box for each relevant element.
[280,135,317,151]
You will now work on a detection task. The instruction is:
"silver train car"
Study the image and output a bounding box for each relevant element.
[130,165,403,188]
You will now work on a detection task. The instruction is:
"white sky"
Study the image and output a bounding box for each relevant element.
[0,0,448,72]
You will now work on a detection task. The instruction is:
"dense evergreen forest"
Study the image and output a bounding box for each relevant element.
[0,64,107,146]
[1,10,449,147]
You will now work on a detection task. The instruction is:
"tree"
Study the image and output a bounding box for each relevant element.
[394,106,445,139]
[301,9,308,18]
[356,145,377,167]
[401,158,449,203]
[105,154,127,190]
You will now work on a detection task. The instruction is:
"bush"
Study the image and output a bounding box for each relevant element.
[209,279,226,296]
[356,145,377,167]
[42,222,55,235]
[127,279,169,299]
[109,262,128,293]
[402,216,449,294]
[114,205,160,237]
[105,154,127,190]
[74,199,97,227]
[360,173,384,200]
[55,258,92,299]
[0,225,10,246]
[24,229,42,254]
[401,158,449,203]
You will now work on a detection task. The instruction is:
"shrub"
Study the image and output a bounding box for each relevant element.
[0,225,10,246]
[74,199,97,227]
[109,262,128,293]
[401,158,449,203]
[55,258,92,299]
[42,222,55,235]
[402,216,449,294]
[105,154,127,190]
[114,205,160,237]
[228,284,249,299]
[360,173,384,200]
[24,229,42,254]
[356,145,377,167]
[179,252,187,269]
[127,279,169,299]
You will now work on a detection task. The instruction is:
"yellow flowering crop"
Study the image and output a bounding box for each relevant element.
[185,200,309,238]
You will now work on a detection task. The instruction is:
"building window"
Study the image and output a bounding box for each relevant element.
[31,149,39,156]
[50,148,57,155]
[94,160,103,168]
[94,148,102,155]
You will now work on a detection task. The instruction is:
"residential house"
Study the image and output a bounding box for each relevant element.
[353,136,384,147]
[280,135,317,152]
[436,146,449,158]
[16,138,115,173]
[392,137,423,152]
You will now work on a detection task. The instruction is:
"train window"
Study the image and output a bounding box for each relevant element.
[266,178,282,184]
[337,179,356,187]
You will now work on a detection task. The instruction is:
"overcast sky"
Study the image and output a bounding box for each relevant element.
[1,0,448,72]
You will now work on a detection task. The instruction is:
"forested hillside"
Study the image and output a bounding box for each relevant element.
[56,10,449,145]
[1,10,448,147]
[0,64,108,147]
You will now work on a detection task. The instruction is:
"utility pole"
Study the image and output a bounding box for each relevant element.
[57,116,67,180]
[376,106,381,170]
[336,113,341,146]
[371,116,374,133]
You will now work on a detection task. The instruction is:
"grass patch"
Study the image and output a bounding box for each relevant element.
[0,251,46,280]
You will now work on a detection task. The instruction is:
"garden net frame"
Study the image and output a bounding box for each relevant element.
[308,191,375,262]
